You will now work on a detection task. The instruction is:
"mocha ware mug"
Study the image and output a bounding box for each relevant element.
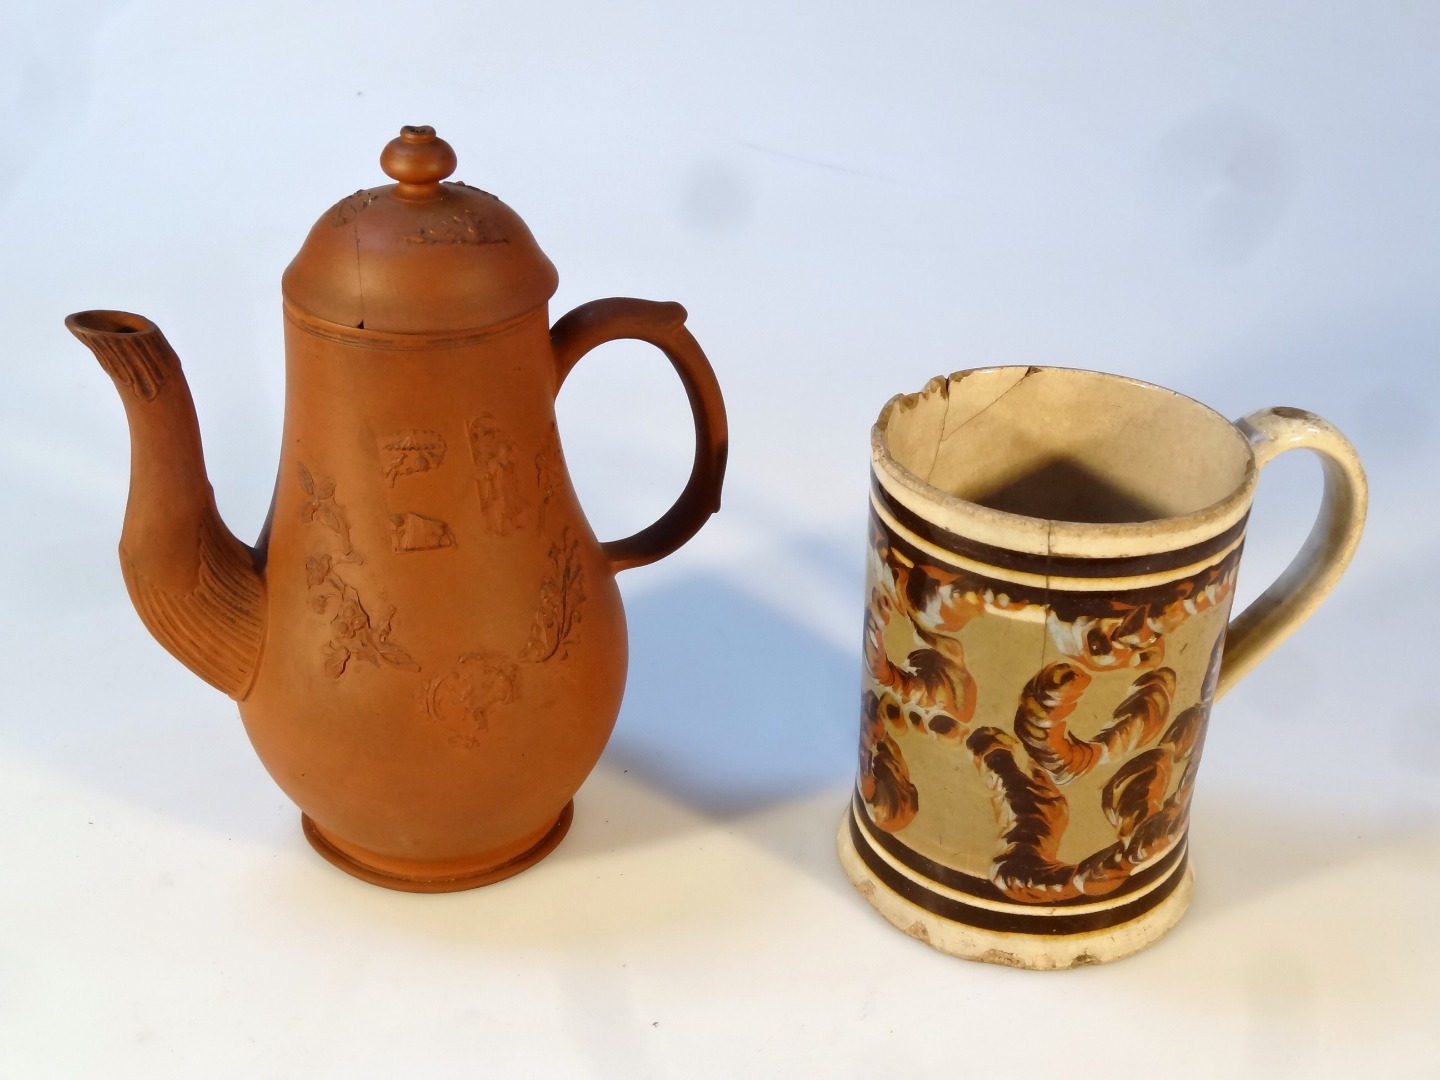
[838,367,1366,968]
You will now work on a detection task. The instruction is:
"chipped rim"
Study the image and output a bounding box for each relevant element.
[871,366,1258,559]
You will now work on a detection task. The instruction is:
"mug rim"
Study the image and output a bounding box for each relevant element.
[870,366,1258,559]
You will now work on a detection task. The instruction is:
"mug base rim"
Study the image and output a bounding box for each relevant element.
[836,810,1195,969]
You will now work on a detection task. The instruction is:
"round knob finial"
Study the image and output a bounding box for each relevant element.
[380,125,457,196]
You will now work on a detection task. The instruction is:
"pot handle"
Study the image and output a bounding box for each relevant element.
[1216,407,1367,698]
[550,298,728,572]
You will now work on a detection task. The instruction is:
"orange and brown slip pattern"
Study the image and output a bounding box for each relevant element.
[854,486,1239,935]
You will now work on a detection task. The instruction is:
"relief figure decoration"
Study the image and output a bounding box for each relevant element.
[379,430,446,487]
[425,652,521,749]
[389,512,456,553]
[468,414,525,535]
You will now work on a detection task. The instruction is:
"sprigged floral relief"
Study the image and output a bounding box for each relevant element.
[523,529,585,663]
[299,463,417,679]
[299,462,361,563]
[305,554,419,678]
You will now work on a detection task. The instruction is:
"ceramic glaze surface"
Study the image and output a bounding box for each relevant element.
[67,127,727,891]
[839,367,1366,967]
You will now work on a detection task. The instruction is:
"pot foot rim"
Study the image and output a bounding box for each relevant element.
[302,801,574,893]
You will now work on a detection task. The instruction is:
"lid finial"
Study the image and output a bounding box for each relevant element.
[380,125,457,199]
[284,125,559,332]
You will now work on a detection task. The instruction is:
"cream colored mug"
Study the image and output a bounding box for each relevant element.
[838,367,1367,968]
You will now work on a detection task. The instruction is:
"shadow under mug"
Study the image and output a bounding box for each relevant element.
[838,367,1367,969]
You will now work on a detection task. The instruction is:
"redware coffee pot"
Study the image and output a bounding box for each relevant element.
[67,125,728,891]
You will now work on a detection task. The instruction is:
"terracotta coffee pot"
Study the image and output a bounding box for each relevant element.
[68,126,728,891]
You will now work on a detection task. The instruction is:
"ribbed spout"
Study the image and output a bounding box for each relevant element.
[67,311,266,699]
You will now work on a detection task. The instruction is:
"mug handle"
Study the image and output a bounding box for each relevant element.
[550,297,729,573]
[1216,407,1368,698]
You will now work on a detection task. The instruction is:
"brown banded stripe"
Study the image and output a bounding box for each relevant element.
[848,796,1189,936]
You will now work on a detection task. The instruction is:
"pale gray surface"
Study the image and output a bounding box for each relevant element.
[2,2,1437,1076]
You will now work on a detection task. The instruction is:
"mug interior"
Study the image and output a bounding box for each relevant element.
[880,367,1252,524]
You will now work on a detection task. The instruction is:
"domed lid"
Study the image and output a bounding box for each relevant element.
[283,126,558,334]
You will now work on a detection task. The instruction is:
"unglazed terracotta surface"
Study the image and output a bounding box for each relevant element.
[840,368,1366,968]
[67,127,727,891]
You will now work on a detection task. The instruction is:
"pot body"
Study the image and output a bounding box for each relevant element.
[72,128,729,892]
[243,303,625,885]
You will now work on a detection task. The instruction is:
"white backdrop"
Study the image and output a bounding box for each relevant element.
[2,2,1437,1076]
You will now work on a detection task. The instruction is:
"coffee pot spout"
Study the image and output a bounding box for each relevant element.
[67,311,266,699]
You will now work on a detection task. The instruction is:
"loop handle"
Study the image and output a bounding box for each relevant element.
[550,298,728,573]
[1217,407,1367,698]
